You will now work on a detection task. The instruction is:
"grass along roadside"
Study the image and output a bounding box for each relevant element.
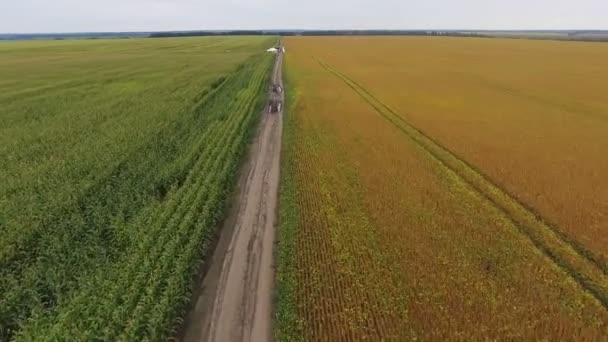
[274,55,303,342]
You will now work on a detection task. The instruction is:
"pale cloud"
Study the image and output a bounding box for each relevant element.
[1,0,607,33]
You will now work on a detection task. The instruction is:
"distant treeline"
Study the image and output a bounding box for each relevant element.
[149,30,271,38]
[148,30,485,38]
[0,32,151,41]
[3,30,608,42]
[283,30,485,37]
[147,30,608,42]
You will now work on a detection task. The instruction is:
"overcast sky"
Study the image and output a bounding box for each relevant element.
[2,0,607,33]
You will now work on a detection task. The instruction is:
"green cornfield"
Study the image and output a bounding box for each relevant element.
[0,36,274,340]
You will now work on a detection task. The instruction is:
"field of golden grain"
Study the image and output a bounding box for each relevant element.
[275,37,608,340]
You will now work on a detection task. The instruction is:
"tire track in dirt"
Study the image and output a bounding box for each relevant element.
[181,49,284,342]
[318,59,608,311]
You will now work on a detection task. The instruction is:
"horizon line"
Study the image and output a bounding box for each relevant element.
[2,28,608,35]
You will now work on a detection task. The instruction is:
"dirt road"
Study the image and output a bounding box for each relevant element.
[181,48,284,342]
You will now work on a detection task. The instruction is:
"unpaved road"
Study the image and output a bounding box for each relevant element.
[182,48,284,342]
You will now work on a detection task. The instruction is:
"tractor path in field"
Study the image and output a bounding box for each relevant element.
[181,48,283,342]
[317,59,608,311]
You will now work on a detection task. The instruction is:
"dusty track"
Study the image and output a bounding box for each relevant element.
[182,49,284,342]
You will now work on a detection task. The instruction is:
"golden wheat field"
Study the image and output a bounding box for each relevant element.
[274,37,608,340]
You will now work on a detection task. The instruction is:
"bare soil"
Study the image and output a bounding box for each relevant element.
[181,49,284,342]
